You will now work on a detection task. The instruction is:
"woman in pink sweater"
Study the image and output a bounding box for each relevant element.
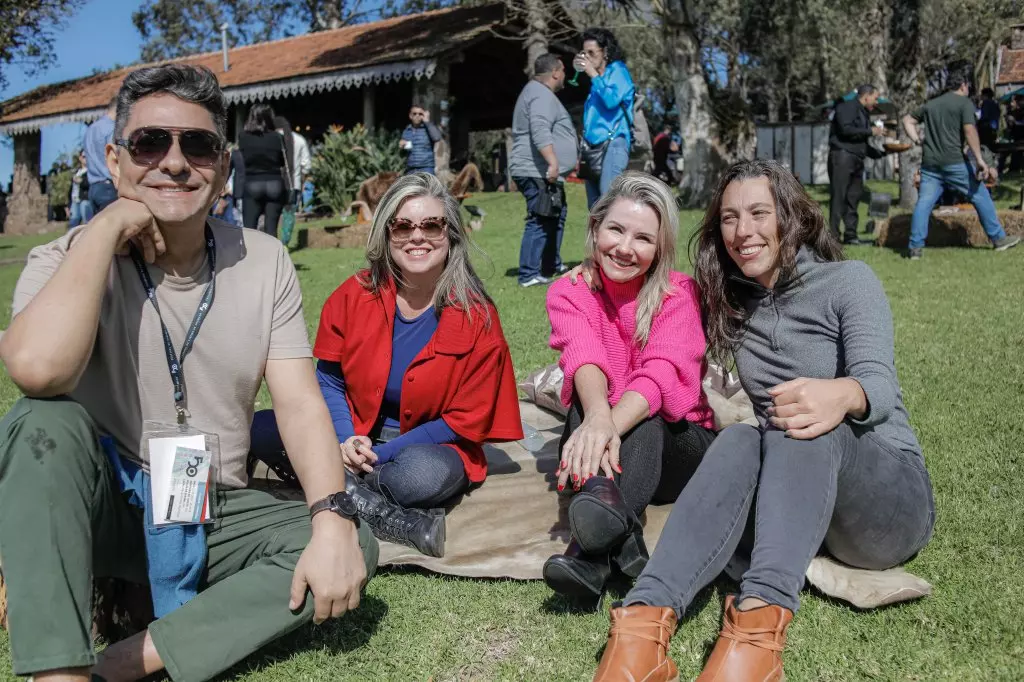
[543,172,715,601]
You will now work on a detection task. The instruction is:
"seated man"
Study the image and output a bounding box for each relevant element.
[0,64,377,682]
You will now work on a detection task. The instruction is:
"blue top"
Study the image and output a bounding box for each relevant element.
[583,61,635,147]
[84,115,115,184]
[401,122,441,171]
[316,305,458,464]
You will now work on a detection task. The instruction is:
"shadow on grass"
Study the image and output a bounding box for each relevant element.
[215,594,389,680]
[504,261,584,279]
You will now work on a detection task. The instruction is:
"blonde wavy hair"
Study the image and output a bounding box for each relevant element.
[585,171,679,345]
[361,172,492,322]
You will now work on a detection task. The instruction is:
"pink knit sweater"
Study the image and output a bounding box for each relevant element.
[546,270,714,427]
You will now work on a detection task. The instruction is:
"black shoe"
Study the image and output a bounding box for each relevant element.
[543,539,612,599]
[568,477,649,578]
[345,476,446,557]
[842,237,870,246]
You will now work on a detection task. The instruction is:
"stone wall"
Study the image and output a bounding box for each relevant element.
[3,132,50,236]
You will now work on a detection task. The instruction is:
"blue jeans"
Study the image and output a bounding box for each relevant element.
[249,410,468,509]
[67,200,92,229]
[585,136,630,209]
[910,162,1006,249]
[515,177,567,282]
[87,180,118,215]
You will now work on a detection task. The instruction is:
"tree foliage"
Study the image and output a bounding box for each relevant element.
[133,0,399,61]
[0,0,85,89]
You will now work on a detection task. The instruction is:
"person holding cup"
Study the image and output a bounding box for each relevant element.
[400,103,443,176]
[575,28,636,209]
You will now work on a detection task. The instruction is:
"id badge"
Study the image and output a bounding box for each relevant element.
[140,420,221,526]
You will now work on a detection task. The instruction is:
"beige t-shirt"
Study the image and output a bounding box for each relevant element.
[12,218,312,488]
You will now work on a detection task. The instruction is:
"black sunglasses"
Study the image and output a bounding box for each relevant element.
[115,127,224,167]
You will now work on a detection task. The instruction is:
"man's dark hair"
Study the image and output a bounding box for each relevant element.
[244,103,277,134]
[982,87,995,98]
[410,102,426,111]
[115,64,226,139]
[857,83,877,97]
[534,53,562,77]
[582,28,626,64]
[946,64,972,93]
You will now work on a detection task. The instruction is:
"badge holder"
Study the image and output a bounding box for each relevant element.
[141,419,221,526]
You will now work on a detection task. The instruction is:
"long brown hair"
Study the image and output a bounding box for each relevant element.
[690,159,843,366]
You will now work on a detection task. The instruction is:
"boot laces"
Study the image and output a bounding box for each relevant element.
[609,617,674,651]
[719,617,785,652]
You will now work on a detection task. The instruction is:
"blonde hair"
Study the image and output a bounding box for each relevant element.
[585,171,679,345]
[362,173,492,321]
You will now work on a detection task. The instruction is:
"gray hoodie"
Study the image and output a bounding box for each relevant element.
[732,246,921,457]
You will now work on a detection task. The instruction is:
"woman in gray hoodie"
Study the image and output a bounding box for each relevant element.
[587,160,936,682]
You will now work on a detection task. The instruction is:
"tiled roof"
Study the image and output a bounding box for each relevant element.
[997,45,1024,85]
[0,4,505,128]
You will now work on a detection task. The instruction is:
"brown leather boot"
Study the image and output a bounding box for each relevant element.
[696,595,793,682]
[593,604,679,682]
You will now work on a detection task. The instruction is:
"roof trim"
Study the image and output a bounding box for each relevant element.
[0,58,437,134]
[222,58,436,105]
[0,107,106,135]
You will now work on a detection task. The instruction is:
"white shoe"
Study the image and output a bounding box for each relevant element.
[519,275,551,288]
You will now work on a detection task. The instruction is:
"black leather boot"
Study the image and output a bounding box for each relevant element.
[543,539,612,599]
[345,476,446,557]
[569,477,649,578]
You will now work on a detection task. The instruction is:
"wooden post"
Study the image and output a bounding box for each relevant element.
[4,131,49,235]
[363,85,376,131]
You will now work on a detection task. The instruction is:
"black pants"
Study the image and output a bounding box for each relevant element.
[243,176,287,237]
[559,401,717,517]
[827,149,864,241]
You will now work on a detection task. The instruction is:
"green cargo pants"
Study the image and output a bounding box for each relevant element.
[0,397,379,681]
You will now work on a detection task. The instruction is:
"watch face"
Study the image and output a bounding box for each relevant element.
[331,492,358,519]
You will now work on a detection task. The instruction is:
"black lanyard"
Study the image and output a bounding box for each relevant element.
[129,225,216,423]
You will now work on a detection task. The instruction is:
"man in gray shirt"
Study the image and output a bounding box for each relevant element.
[511,53,578,287]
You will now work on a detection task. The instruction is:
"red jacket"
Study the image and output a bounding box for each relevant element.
[313,274,523,483]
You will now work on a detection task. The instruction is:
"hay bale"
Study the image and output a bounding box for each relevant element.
[876,209,1024,248]
[305,222,371,249]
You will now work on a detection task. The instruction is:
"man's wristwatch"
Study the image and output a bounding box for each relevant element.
[309,491,359,522]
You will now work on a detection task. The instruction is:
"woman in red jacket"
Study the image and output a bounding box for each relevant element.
[250,173,522,558]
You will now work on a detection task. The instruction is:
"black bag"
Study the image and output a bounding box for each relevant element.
[531,179,563,218]
[578,138,610,182]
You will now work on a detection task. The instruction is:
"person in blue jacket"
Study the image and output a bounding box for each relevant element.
[575,28,635,208]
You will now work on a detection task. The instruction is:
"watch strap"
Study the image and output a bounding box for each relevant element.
[308,496,334,518]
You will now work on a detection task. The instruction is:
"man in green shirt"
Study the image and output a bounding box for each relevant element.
[902,70,1020,259]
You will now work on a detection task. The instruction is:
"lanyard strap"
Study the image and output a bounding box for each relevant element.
[129,225,216,422]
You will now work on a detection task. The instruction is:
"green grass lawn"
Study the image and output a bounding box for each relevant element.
[1,182,1022,681]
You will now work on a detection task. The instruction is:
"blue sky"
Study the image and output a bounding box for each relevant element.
[0,0,147,184]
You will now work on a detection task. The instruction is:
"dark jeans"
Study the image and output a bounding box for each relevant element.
[515,177,567,283]
[827,149,864,241]
[249,410,468,509]
[626,422,935,616]
[243,176,286,237]
[559,401,717,517]
[87,179,118,215]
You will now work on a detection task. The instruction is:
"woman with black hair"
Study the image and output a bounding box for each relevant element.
[238,103,287,235]
[575,28,635,209]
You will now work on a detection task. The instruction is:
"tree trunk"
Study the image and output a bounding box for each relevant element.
[521,0,548,76]
[866,0,890,93]
[662,0,754,207]
[898,146,920,209]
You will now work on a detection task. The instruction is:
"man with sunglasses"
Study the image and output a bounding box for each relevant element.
[400,104,442,175]
[0,64,377,682]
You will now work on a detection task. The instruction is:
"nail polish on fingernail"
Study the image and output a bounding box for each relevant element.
[572,474,578,482]
[557,484,564,491]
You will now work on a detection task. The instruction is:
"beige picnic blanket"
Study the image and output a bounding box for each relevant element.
[251,366,931,610]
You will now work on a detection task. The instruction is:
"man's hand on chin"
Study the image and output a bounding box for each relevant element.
[288,512,365,624]
[91,196,165,263]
